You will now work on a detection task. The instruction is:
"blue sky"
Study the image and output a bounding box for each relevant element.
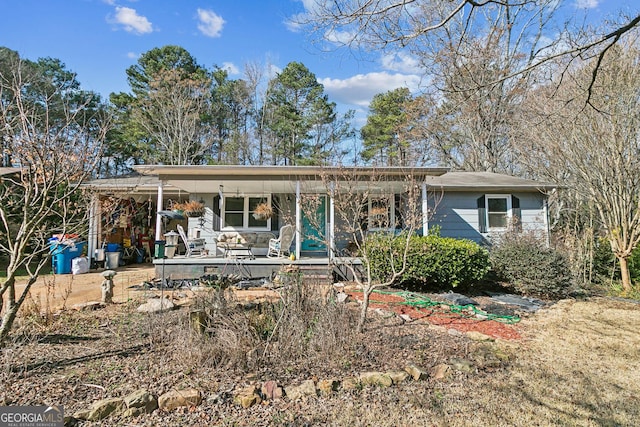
[0,0,632,126]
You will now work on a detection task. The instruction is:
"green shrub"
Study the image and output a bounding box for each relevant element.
[490,232,572,298]
[364,231,490,288]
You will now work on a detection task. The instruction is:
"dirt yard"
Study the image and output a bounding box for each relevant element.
[2,267,640,426]
[15,264,157,311]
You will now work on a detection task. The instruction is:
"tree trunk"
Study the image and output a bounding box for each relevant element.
[358,287,371,333]
[0,301,19,347]
[618,255,632,293]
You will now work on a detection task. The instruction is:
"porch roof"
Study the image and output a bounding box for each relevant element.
[83,174,184,201]
[133,165,449,178]
[133,165,450,195]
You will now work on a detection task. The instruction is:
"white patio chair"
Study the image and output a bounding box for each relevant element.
[267,225,295,258]
[177,224,205,257]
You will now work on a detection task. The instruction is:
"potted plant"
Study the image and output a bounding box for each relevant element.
[253,202,273,220]
[178,200,205,218]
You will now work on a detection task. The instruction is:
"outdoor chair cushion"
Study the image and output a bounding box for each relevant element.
[217,231,275,248]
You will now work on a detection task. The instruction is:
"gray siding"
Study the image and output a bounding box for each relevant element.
[429,191,547,243]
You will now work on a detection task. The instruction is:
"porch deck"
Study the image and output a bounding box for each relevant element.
[152,254,361,283]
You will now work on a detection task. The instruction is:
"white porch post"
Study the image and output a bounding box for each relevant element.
[295,180,301,260]
[422,181,429,236]
[87,195,99,264]
[329,182,335,261]
[155,180,164,242]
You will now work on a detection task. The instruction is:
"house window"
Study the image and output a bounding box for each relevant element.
[477,194,520,233]
[222,196,270,229]
[368,196,395,230]
[487,196,510,229]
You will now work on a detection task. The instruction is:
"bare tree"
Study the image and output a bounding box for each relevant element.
[295,0,639,92]
[0,51,108,345]
[308,168,429,332]
[519,37,640,292]
[135,69,213,165]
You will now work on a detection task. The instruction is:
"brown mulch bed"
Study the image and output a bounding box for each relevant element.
[349,290,523,340]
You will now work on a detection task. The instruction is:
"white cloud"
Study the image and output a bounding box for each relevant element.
[380,52,422,74]
[197,8,225,38]
[324,29,357,46]
[110,6,153,34]
[126,52,139,59]
[319,72,423,108]
[574,0,599,8]
[221,62,240,75]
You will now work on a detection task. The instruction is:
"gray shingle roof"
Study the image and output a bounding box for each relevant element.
[425,172,555,192]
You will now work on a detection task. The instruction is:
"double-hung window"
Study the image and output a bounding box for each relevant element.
[222,196,270,230]
[477,194,520,233]
[487,196,510,229]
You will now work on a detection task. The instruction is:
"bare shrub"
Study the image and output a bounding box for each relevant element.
[178,277,358,374]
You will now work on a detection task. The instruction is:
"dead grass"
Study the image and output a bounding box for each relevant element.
[1,289,639,426]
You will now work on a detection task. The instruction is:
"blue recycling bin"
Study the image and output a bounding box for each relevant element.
[50,240,86,274]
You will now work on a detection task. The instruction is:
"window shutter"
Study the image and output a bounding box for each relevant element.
[477,196,487,233]
[512,195,522,230]
[212,195,221,231]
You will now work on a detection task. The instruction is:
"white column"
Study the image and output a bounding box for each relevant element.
[543,196,550,248]
[329,182,335,261]
[422,181,429,236]
[295,181,301,259]
[87,195,99,263]
[155,180,164,242]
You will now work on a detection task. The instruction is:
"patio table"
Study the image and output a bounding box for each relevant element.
[222,243,255,259]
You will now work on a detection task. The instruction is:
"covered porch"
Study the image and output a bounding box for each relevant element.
[86,165,448,280]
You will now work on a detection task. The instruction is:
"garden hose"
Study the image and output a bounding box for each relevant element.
[372,289,521,324]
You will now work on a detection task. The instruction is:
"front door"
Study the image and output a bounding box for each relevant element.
[301,196,327,252]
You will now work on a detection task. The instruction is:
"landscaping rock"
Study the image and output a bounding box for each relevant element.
[387,370,410,384]
[72,301,105,311]
[137,298,175,313]
[158,389,202,410]
[122,389,157,416]
[405,365,429,381]
[317,379,340,395]
[359,372,393,387]
[466,331,495,342]
[261,380,284,400]
[84,397,125,421]
[234,386,262,408]
[432,364,452,380]
[341,377,359,390]
[450,358,474,373]
[285,379,317,400]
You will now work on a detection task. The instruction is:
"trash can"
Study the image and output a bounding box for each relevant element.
[50,240,86,274]
[105,251,121,269]
[106,243,121,252]
[154,240,165,258]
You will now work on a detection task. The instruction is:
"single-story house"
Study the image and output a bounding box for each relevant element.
[83,166,554,279]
